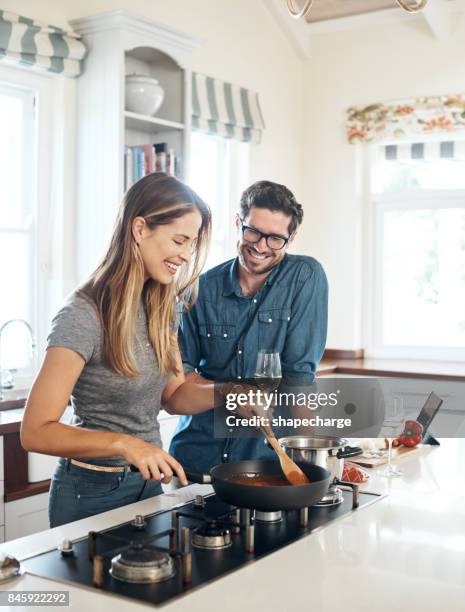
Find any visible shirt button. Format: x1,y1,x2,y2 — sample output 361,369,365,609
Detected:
146,342,150,347
223,333,228,338
288,316,290,321
223,453,228,459
268,318,272,323
237,376,242,380
238,350,242,354
253,299,257,303
207,333,211,338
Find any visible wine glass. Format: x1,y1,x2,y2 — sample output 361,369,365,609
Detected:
378,397,404,478
254,351,282,437
254,350,282,391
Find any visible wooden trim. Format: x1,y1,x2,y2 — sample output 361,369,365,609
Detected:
0,422,21,435
0,399,26,411
323,348,365,360
335,365,465,382
4,480,50,503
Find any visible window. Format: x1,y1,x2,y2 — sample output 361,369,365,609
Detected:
189,131,249,270
367,139,465,360
0,65,54,382
0,82,37,371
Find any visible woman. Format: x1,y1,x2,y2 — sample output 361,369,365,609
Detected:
21,173,224,527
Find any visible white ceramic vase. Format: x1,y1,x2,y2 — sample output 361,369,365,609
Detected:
125,74,165,116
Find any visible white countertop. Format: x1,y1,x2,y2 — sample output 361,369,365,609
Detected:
1,440,464,612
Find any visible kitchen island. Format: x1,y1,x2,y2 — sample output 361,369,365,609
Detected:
0,439,464,611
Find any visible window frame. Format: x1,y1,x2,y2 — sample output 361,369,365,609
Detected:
0,64,54,376
364,159,465,361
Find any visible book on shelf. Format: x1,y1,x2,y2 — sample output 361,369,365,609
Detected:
124,142,180,191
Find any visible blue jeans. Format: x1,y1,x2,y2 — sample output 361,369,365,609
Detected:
48,458,163,528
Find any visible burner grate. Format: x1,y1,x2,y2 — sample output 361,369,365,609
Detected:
23,491,383,607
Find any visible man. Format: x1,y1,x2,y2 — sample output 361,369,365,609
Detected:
169,180,328,473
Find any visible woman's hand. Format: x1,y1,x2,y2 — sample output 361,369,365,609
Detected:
113,435,188,485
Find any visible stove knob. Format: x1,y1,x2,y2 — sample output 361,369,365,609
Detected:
131,514,146,529
0,553,21,580
193,495,205,508
58,539,74,556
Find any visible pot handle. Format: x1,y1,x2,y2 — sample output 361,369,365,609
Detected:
336,446,363,459
184,471,212,484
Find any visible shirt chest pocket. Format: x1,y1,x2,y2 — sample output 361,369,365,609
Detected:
257,308,291,350
199,323,237,342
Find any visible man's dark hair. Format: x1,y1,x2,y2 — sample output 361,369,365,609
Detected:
239,180,303,235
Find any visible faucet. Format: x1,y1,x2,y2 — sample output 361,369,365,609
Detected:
0,319,36,400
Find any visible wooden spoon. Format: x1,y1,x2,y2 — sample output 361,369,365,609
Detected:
261,426,310,485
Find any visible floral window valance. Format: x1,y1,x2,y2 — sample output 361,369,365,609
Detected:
0,10,87,77
346,95,465,144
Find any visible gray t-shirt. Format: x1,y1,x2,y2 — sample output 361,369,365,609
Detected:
47,292,170,464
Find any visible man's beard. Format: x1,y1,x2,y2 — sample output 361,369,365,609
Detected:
238,243,281,276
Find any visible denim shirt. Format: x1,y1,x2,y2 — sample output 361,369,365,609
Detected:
169,254,328,473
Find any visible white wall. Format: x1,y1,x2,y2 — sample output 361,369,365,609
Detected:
1,0,305,197
0,0,307,350
0,0,307,356
301,17,465,350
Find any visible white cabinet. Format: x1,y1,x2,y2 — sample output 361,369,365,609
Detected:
70,11,201,281
0,480,4,527
159,414,180,450
0,435,4,481
333,374,465,437
378,377,465,437
0,436,4,538
5,492,49,542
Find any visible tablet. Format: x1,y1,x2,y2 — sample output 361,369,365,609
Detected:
416,392,443,439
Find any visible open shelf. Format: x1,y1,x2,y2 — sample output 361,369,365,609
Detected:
124,111,184,134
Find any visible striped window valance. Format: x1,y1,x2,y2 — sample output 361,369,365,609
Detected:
382,140,465,162
0,10,87,78
192,72,265,144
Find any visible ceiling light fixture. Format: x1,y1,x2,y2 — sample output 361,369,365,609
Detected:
286,0,314,20
286,0,429,20
395,0,429,12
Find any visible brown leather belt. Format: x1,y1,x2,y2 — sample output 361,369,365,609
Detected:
69,458,127,473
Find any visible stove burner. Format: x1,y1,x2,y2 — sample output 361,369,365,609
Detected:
191,521,232,550
313,485,344,506
110,545,175,583
255,510,283,523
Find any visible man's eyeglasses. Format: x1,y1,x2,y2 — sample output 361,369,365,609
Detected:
240,220,290,251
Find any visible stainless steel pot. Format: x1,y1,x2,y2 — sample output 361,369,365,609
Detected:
278,436,363,482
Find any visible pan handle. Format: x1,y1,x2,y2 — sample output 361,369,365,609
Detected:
184,470,212,484
337,446,363,459
335,479,359,509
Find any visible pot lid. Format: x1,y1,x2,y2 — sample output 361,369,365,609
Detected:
278,435,348,450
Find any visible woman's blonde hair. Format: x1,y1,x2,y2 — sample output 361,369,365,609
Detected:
79,173,211,377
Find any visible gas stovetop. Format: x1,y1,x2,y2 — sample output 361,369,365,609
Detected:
23,489,382,607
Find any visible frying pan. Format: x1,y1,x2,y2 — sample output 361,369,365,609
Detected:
185,459,331,511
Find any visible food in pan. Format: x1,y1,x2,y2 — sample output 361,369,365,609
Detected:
228,473,307,487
